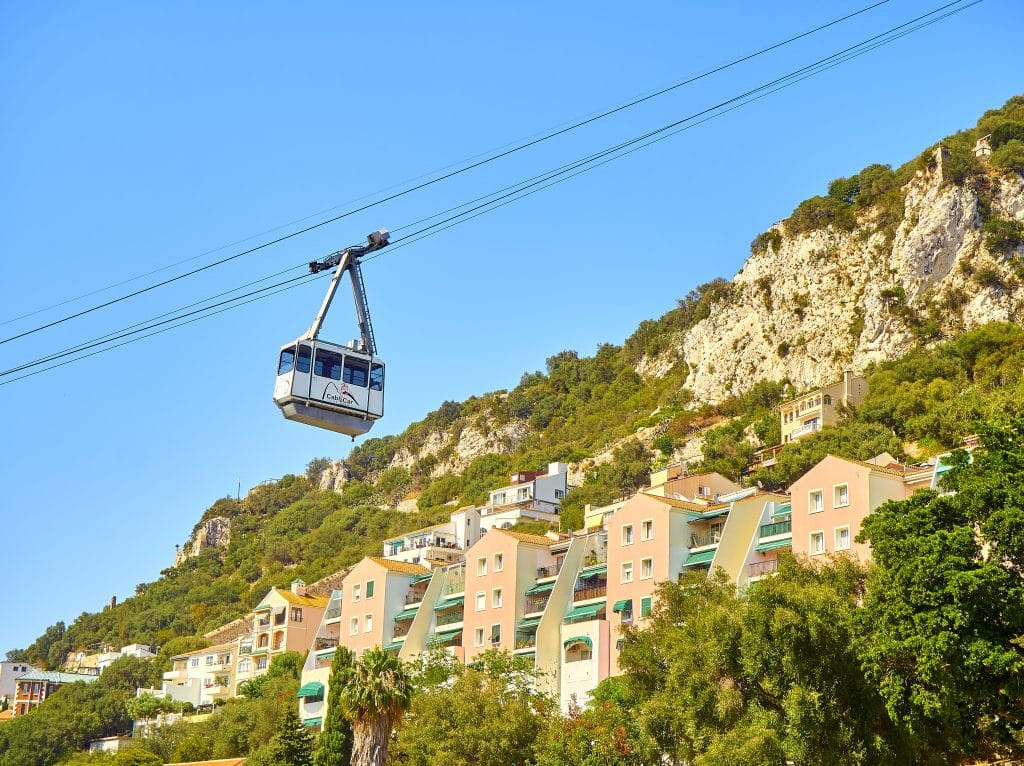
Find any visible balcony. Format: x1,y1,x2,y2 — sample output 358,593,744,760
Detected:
436,612,464,628
393,622,411,638
314,637,338,652
443,573,466,596
162,669,188,682
749,560,779,578
790,420,821,439
689,531,721,548
573,584,607,602
525,596,549,614
759,520,792,538
404,590,428,605
536,561,563,579
257,618,270,628
324,605,342,620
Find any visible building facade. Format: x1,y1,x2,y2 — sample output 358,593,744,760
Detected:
13,671,98,716
780,371,867,444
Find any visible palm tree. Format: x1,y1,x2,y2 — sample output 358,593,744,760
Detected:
337,646,413,766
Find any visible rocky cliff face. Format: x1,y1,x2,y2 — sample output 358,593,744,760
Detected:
640,151,1024,403
175,516,231,565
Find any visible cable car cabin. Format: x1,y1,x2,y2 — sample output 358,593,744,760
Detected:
273,339,384,437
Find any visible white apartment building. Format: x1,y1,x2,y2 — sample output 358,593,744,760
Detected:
480,462,570,531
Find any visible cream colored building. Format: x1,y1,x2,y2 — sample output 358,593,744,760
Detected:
780,371,867,444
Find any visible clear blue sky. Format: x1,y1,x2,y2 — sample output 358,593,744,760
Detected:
1,1,1020,654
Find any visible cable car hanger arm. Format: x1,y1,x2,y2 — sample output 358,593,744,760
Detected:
303,229,389,350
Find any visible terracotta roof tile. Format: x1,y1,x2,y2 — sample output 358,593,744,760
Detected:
366,557,431,575
273,589,331,608
642,494,730,512
495,529,560,546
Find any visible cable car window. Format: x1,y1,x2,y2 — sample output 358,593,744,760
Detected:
343,357,369,387
296,345,312,373
314,349,343,380
278,347,295,375
370,364,384,391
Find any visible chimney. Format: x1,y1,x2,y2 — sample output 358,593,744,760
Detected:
291,579,306,596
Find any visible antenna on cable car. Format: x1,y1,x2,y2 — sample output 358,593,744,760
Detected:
272,230,390,438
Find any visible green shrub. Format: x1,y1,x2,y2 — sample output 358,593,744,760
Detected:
777,341,791,358
750,229,782,255
991,139,1024,174
983,217,1024,253
973,266,1005,290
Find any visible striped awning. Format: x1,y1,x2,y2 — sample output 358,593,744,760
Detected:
382,640,405,652
517,616,542,631
302,716,322,727
410,572,433,585
684,550,715,567
525,581,555,595
579,564,607,579
433,596,464,612
563,635,592,649
612,599,631,613
427,630,462,647
394,605,420,621
564,601,605,622
297,681,324,699
756,538,792,553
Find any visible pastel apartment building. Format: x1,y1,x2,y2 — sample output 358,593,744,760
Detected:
789,454,934,562
65,643,157,675
780,371,867,444
233,580,328,693
479,462,570,531
12,670,98,716
147,642,237,707
381,505,482,566
647,466,742,502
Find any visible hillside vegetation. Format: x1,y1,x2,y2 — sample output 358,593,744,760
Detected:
8,96,1024,669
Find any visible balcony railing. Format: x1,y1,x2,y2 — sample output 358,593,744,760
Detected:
443,574,466,595
515,636,537,649
325,605,342,620
388,540,461,554
314,637,338,652
525,596,549,614
393,623,411,638
790,420,821,439
749,560,779,578
405,590,427,605
536,561,563,579
573,584,607,602
690,531,721,548
759,520,792,538
436,612,464,627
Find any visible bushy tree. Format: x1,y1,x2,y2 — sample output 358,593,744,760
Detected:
858,418,1024,761
313,647,354,766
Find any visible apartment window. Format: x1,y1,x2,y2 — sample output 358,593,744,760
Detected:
256,657,268,671
494,553,504,572
474,627,484,647
641,519,654,541
477,557,487,576
492,588,503,608
809,490,824,513
810,531,825,555
366,580,375,599
517,487,529,501
349,617,359,636
364,614,373,633
621,561,634,584
833,484,849,508
490,624,501,646
191,658,199,668
640,596,653,618
835,526,851,551
555,489,565,499
352,584,361,602
475,591,486,611
622,524,634,545
291,608,303,622
238,659,252,673
641,557,653,579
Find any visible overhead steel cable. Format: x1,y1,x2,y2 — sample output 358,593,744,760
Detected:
0,274,330,387
0,0,896,340
0,0,983,384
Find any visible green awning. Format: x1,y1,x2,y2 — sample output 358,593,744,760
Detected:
394,606,420,621
433,596,464,612
611,599,631,613
685,549,716,567
563,635,592,649
383,640,405,651
297,681,324,699
771,503,792,519
756,538,792,553
517,616,542,631
302,716,322,728
525,581,555,595
410,572,433,585
428,630,462,647
565,601,605,622
435,622,462,635
579,564,607,579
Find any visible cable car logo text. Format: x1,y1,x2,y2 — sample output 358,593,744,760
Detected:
323,382,358,406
